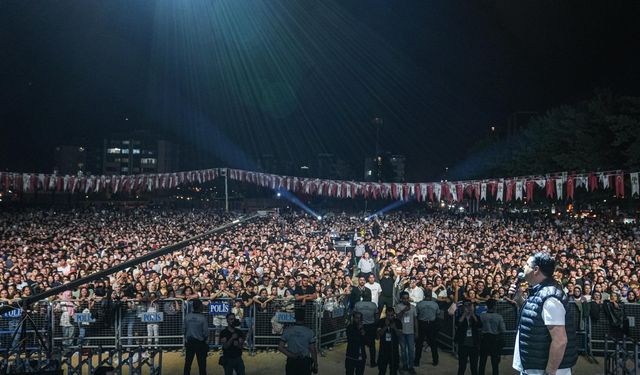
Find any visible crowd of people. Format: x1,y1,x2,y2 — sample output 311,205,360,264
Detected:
1,206,639,372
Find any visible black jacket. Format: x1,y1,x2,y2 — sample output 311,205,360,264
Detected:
455,313,482,347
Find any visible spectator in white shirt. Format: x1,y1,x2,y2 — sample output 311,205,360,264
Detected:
358,252,375,278
406,278,424,306
365,274,382,307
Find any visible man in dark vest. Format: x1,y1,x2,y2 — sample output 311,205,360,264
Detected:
510,252,577,375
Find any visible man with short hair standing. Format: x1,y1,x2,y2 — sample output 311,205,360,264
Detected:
220,312,245,375
415,289,440,367
479,298,505,375
354,293,379,367
365,273,382,308
184,299,209,375
345,311,367,375
510,252,577,375
279,308,318,375
378,264,395,314
358,252,375,279
395,291,418,374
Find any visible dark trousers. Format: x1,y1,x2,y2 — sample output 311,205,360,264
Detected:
478,334,501,375
457,345,479,375
364,323,377,365
224,356,246,375
378,296,394,314
345,358,366,375
377,345,399,375
286,357,312,375
415,320,439,365
184,339,208,375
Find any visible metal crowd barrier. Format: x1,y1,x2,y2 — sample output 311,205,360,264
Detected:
318,299,348,351
52,299,118,349
494,300,519,355
436,301,455,353
4,296,640,363
603,335,639,375
195,298,249,350
252,297,317,351
119,298,184,349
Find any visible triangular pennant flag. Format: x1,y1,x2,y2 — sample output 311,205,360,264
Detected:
515,180,523,201
556,178,563,200
631,172,639,197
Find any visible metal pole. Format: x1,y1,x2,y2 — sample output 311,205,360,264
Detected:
225,168,229,212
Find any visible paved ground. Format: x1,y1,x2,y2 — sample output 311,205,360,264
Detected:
63,344,603,374
166,344,604,375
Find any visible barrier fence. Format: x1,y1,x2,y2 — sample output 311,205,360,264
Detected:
2,297,640,360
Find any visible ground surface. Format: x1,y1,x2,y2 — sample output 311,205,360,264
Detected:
169,344,603,375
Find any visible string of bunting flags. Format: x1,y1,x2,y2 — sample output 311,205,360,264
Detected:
0,168,638,201
226,169,639,201
0,169,219,195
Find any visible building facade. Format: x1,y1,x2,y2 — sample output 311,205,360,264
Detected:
102,133,179,175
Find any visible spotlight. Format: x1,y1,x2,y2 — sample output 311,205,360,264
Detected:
364,217,370,222
317,216,322,220
277,192,282,198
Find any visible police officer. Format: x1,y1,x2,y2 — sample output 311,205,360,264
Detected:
278,308,318,375
354,293,379,367
184,299,209,375
478,299,505,375
415,289,440,367
345,311,367,375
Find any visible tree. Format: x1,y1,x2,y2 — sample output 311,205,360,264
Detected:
480,92,640,178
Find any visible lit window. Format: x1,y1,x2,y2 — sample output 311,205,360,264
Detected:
141,158,157,165
132,149,140,154
122,140,130,145
121,149,129,154
107,148,121,154
121,167,129,172
367,170,372,176
78,147,85,152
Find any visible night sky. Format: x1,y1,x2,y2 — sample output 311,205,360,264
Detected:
2,1,639,181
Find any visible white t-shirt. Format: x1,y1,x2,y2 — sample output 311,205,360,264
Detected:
408,286,424,306
358,258,375,273
512,298,571,375
365,282,382,306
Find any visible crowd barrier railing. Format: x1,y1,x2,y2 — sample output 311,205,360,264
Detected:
436,301,455,353
118,298,184,350
195,297,250,350
318,298,348,353
433,300,612,359
252,297,318,352
4,296,640,362
0,301,50,354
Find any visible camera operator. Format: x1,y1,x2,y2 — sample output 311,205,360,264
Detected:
220,312,246,375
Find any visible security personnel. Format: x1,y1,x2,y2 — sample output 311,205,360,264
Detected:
415,289,440,367
278,308,318,375
479,299,505,375
183,299,209,375
354,293,379,367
